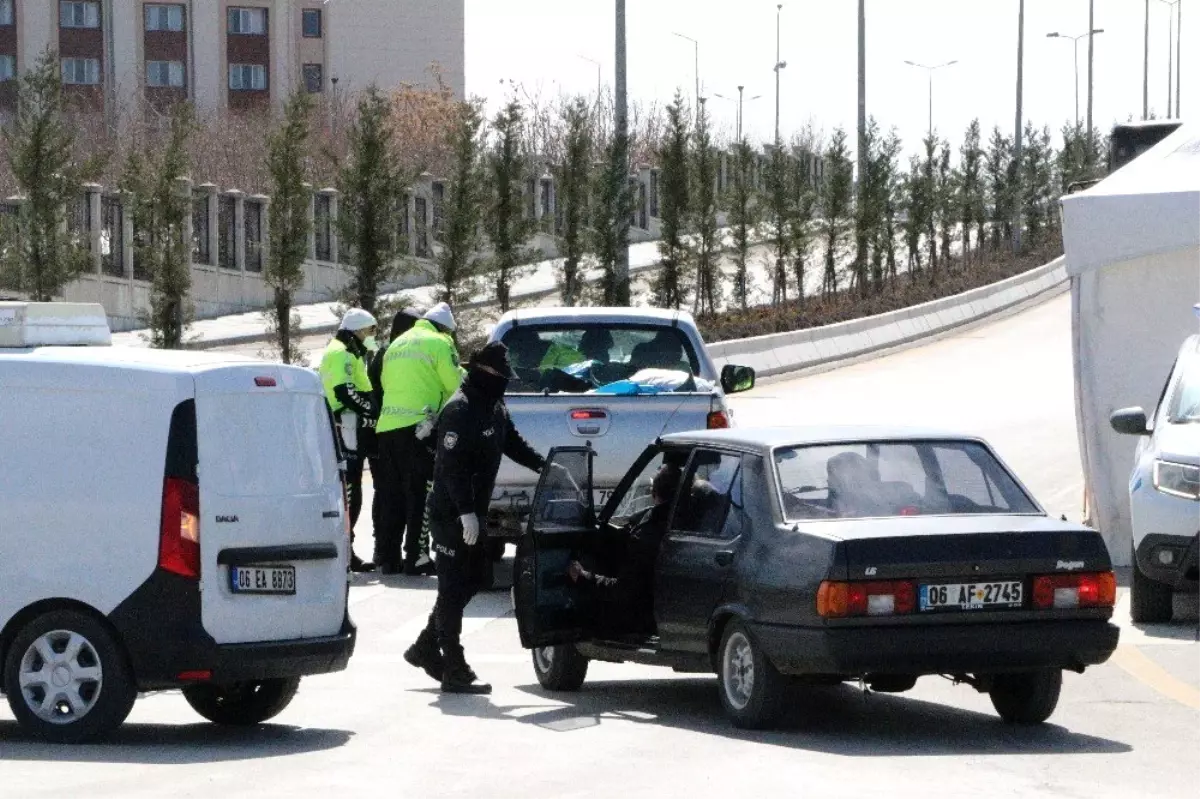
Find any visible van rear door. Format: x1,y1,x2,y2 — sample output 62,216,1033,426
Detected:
193,364,348,645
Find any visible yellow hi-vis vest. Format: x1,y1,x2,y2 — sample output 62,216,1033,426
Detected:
376,319,465,433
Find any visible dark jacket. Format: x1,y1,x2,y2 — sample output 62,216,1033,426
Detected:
426,382,545,537
585,502,670,620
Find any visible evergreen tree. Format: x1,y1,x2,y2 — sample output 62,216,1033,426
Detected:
765,145,793,305
901,156,926,274
1021,122,1055,245
0,50,102,301
936,139,955,266
553,97,593,306
690,101,720,316
957,119,985,265
787,145,819,304
920,133,939,274
727,139,758,311
265,89,315,364
338,85,407,315
862,124,901,292
819,128,854,297
435,100,488,308
121,106,195,349
984,126,1014,251
653,92,690,309
590,129,635,306
486,99,536,312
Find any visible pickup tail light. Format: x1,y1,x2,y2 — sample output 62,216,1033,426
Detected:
818,580,916,618
159,477,201,579
1032,572,1116,609
707,410,730,429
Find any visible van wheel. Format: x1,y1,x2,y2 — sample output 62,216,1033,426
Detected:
1131,553,1173,623
532,645,589,691
718,621,784,730
183,677,300,726
2,610,137,743
988,669,1062,724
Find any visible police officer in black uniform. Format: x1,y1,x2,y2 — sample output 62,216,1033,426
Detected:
403,341,545,694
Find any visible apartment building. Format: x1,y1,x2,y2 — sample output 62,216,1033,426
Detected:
0,0,464,116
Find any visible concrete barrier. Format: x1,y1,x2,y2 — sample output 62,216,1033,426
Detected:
707,256,1068,378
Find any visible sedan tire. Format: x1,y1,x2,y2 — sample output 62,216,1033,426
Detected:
718,621,785,730
3,610,138,744
988,669,1062,724
183,677,300,726
1130,553,1173,624
532,645,589,691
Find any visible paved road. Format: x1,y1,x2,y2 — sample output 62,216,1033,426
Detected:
3,292,1197,798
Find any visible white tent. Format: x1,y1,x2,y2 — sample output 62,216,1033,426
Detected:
1061,124,1200,566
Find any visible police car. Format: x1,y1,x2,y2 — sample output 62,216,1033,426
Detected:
1111,332,1200,622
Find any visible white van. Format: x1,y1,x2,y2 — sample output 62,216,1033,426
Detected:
0,303,355,743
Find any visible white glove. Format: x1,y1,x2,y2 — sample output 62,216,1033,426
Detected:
415,417,435,440
460,513,480,546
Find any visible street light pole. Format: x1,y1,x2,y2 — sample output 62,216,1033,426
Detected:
672,31,701,124
1046,30,1104,128
713,88,762,143
1086,0,1094,138
1158,0,1178,117
1176,0,1182,116
856,0,865,181
775,4,787,146
615,0,630,303
903,60,958,138
577,55,601,100
1144,0,1151,119
1013,0,1025,255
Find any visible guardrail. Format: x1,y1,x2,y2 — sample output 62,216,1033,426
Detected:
707,256,1068,378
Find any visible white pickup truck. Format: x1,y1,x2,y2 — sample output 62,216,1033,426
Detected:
484,307,756,544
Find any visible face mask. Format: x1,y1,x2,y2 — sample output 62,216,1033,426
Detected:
362,336,378,353
468,367,509,400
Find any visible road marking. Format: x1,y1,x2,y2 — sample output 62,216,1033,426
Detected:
1111,645,1200,710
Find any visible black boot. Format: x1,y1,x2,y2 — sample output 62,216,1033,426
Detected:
403,629,444,682
350,554,376,573
441,657,491,695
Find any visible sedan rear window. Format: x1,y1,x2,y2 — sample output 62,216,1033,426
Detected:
773,440,1038,521
499,324,702,394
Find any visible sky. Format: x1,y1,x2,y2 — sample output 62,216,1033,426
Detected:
465,0,1198,158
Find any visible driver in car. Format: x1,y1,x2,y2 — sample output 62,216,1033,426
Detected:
567,463,682,635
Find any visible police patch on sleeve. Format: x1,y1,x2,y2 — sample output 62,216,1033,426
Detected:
443,432,458,450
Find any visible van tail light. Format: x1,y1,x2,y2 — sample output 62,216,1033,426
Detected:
1032,572,1116,609
707,410,730,429
159,477,201,579
818,580,916,618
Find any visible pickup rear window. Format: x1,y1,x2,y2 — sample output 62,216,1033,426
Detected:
500,324,702,394
774,440,1039,521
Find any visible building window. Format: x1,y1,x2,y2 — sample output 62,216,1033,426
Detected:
0,0,13,26
145,4,184,32
62,58,101,86
0,55,14,83
302,8,322,38
60,1,100,29
147,61,185,88
227,7,266,35
302,63,323,94
229,64,267,91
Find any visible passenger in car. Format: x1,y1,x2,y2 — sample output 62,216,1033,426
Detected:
568,464,682,635
827,452,888,518
630,330,685,370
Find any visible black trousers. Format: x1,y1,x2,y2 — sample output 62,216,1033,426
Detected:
377,426,434,567
424,517,489,665
344,453,364,532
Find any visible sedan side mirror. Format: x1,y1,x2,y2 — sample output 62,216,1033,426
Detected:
1110,407,1149,436
721,364,756,394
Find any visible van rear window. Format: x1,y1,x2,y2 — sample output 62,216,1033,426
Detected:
196,393,338,497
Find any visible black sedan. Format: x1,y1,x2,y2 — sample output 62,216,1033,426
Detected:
513,427,1120,729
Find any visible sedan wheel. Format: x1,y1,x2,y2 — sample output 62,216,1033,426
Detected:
989,669,1062,724
3,610,136,743
531,645,589,692
718,621,784,729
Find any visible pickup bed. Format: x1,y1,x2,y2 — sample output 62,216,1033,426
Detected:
484,307,755,538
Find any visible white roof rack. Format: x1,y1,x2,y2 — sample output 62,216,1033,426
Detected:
0,302,112,347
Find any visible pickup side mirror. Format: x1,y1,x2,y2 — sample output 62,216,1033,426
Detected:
721,364,756,394
1110,407,1149,436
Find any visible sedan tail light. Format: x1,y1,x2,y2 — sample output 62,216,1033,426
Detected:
818,580,916,618
1032,572,1116,609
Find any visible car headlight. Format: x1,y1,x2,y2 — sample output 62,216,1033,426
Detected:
1152,460,1200,500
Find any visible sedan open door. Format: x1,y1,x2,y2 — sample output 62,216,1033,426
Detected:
513,446,597,648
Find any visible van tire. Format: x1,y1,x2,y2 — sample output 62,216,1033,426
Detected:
183,677,301,726
532,645,589,691
1131,554,1173,623
2,609,137,743
718,621,785,730
988,669,1062,724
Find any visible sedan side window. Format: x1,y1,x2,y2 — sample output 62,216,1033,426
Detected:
671,450,742,538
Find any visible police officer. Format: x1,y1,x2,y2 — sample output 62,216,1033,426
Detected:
404,341,545,694
367,306,425,572
376,302,464,576
319,307,378,573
